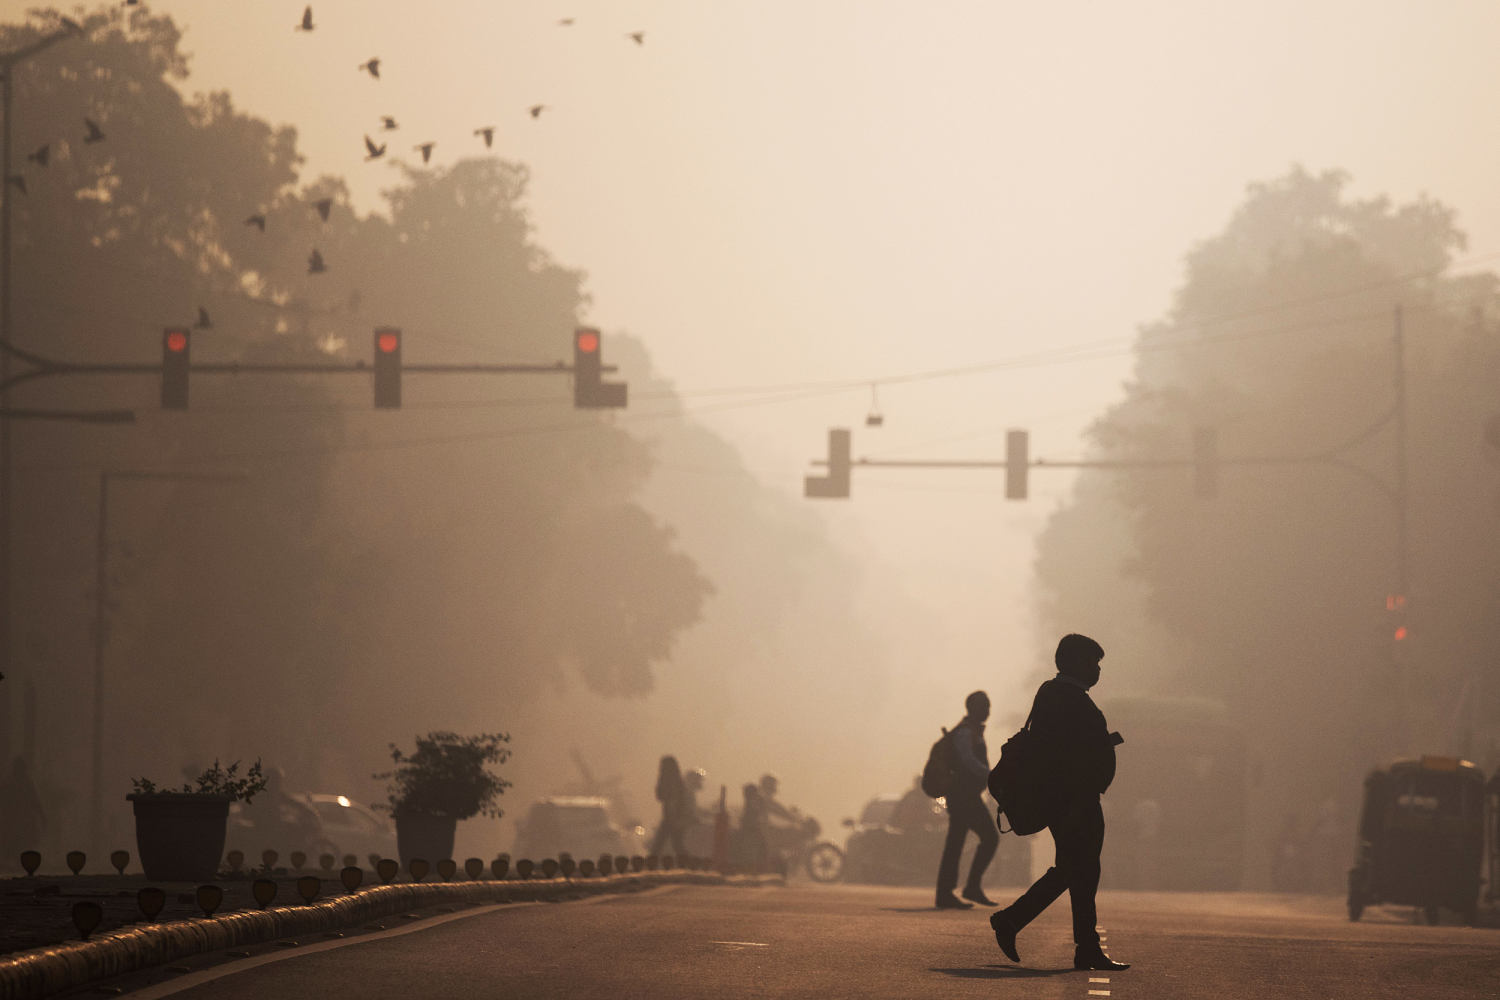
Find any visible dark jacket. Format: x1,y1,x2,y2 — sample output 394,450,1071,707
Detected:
949,716,990,796
1029,677,1116,806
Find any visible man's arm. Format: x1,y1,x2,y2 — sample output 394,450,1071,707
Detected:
950,722,989,781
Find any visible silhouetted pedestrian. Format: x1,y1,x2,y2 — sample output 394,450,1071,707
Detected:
738,782,769,872
649,755,689,857
935,690,999,909
989,634,1129,971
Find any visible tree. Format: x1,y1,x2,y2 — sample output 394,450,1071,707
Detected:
1034,167,1500,883
2,9,709,846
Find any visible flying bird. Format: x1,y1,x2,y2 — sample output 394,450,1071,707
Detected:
627,31,644,45
244,213,267,231
359,58,380,79
528,104,547,119
414,142,435,164
307,249,326,274
363,135,386,160
83,118,105,143
194,307,211,329
296,6,313,31
380,116,398,130
474,126,495,148
558,17,574,25
6,176,25,196
314,197,332,221
26,145,48,167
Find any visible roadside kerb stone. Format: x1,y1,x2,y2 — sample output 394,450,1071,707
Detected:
0,870,779,1000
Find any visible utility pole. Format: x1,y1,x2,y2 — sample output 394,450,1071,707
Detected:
90,470,245,854
0,19,83,721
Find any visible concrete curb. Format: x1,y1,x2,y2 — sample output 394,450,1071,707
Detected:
0,870,780,1000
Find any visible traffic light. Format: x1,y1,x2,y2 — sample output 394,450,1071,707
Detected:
805,428,851,499
1005,430,1029,500
161,327,190,409
1194,426,1218,499
573,327,627,408
1387,594,1408,643
373,327,401,408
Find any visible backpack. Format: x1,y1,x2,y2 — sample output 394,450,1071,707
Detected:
987,707,1047,835
920,727,955,798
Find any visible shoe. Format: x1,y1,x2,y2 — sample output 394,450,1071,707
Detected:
935,892,974,910
962,887,998,906
989,911,1020,962
1074,947,1129,971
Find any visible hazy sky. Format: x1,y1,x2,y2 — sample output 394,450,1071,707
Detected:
12,0,1500,702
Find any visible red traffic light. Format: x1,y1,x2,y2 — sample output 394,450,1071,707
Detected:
1394,626,1409,642
576,330,600,354
377,331,400,354
165,330,188,353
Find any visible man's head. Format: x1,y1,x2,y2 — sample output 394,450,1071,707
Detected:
1055,633,1105,688
965,690,990,722
759,773,779,798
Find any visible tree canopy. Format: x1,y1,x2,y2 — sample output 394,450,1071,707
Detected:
1034,167,1500,882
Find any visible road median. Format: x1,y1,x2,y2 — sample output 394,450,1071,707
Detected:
0,870,780,1000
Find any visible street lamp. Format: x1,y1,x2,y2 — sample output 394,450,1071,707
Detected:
90,469,245,855
0,15,85,739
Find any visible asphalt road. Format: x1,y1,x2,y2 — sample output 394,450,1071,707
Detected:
105,884,1500,999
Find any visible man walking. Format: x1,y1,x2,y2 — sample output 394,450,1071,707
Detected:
990,634,1129,971
935,690,999,909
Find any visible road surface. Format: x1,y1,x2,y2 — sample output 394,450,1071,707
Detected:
99,883,1500,999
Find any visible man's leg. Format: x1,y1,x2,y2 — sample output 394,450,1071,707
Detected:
957,796,999,902
935,811,972,906
1000,822,1066,930
1053,798,1104,949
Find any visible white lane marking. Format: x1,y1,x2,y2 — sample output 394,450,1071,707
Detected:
1089,978,1110,983
711,941,769,947
124,886,684,998
1088,991,1111,997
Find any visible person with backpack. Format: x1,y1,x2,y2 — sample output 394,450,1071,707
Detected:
934,690,999,909
988,633,1129,971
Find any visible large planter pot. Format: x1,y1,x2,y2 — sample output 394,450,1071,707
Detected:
127,793,230,882
395,813,457,867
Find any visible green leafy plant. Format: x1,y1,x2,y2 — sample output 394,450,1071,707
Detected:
130,758,268,803
374,732,511,820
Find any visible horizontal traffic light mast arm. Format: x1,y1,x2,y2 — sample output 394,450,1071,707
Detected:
0,355,614,391
815,455,1310,470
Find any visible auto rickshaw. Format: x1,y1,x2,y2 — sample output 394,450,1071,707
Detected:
1347,755,1485,925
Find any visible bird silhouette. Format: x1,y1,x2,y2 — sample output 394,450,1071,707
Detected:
26,145,48,167
83,119,105,143
6,176,25,196
414,142,435,163
194,307,211,329
474,127,495,148
628,31,644,45
314,197,332,222
307,249,326,274
296,6,313,31
363,135,386,160
528,104,547,119
380,116,398,131
359,58,380,79
244,213,267,231
558,17,575,25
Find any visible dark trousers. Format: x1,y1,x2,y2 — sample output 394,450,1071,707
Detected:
1005,795,1104,947
936,790,998,894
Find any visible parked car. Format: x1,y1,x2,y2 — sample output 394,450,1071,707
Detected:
301,793,396,868
512,796,646,861
839,790,1030,886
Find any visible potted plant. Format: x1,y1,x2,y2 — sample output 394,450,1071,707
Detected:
375,732,510,866
127,759,267,881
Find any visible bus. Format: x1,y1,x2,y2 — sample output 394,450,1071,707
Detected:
1096,695,1247,890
